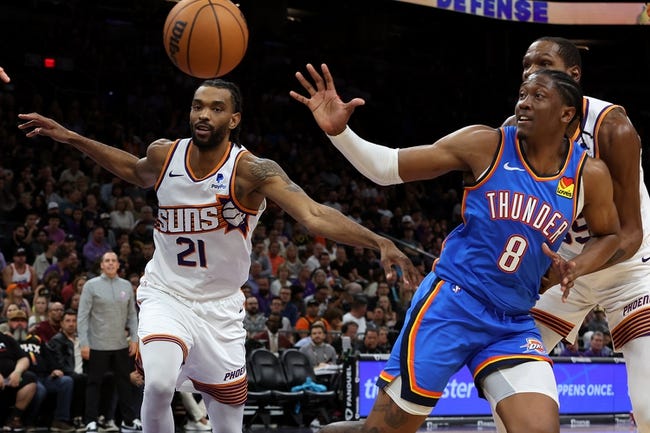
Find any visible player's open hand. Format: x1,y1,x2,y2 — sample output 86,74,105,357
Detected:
290,63,365,136
0,67,10,83
18,112,73,144
542,243,576,302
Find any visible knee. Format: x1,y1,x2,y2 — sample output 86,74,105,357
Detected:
143,375,176,400
60,376,74,389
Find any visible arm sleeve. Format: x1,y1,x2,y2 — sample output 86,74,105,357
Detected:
326,126,403,186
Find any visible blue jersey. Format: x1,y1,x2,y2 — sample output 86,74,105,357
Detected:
433,126,587,315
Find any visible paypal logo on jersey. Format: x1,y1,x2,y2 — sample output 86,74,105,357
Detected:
210,173,227,191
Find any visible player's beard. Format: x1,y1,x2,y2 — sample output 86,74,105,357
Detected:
192,123,230,149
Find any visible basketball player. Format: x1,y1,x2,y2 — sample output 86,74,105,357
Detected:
18,80,418,433
291,65,620,433
0,66,9,83
505,37,650,433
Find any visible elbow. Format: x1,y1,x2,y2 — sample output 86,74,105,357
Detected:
619,228,643,261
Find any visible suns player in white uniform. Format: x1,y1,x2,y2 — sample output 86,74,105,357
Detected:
504,37,650,433
18,80,419,433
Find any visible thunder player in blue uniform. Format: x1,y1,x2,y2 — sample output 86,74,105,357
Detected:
292,66,621,433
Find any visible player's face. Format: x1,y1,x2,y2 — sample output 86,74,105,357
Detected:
190,86,240,149
515,73,565,140
521,41,569,80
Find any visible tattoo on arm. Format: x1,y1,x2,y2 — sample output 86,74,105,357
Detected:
251,158,302,192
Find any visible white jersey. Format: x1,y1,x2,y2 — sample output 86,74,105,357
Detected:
533,96,650,350
141,138,265,301
560,96,650,270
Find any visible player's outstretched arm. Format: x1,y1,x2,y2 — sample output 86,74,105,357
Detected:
291,63,499,187
0,67,10,83
243,154,421,288
18,112,167,188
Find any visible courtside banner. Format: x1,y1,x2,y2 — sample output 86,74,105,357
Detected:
357,356,631,417
397,1,650,25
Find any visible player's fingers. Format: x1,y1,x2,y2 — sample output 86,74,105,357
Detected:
321,63,337,91
0,67,9,83
294,72,316,96
305,63,325,91
288,90,307,105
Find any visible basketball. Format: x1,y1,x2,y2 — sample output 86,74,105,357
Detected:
163,0,249,78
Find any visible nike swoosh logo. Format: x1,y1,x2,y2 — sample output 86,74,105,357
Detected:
168,172,183,178
504,162,526,172
642,256,650,263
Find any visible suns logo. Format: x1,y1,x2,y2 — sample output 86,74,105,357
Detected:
222,201,246,227
520,338,545,354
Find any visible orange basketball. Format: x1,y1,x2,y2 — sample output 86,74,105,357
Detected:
163,0,249,78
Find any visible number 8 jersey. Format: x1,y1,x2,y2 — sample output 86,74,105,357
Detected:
432,126,587,315
141,138,264,301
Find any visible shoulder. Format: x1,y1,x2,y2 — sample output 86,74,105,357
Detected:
582,157,611,181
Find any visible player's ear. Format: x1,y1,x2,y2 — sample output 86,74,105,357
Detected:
567,65,581,83
561,106,577,124
230,112,241,130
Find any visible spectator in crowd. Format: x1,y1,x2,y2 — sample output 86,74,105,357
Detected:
377,326,393,353
299,321,338,368
278,286,299,327
267,240,285,278
32,301,65,343
559,341,583,357
253,276,273,315
0,309,30,343
250,241,272,279
29,229,50,260
296,299,329,341
304,284,331,317
291,265,316,298
28,295,49,331
44,213,66,245
357,327,388,354
270,263,292,297
19,330,76,431
283,243,303,279
304,243,326,274
36,272,64,303
61,275,87,306
251,312,293,356
0,330,38,432
82,226,112,272
43,246,79,287
267,296,293,340
2,284,31,319
583,331,614,357
22,212,41,250
46,309,87,430
330,245,353,287
342,294,368,338
109,197,134,232
322,307,345,343
2,248,38,298
77,252,140,432
2,224,31,264
33,239,58,282
242,296,267,338
59,158,85,185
